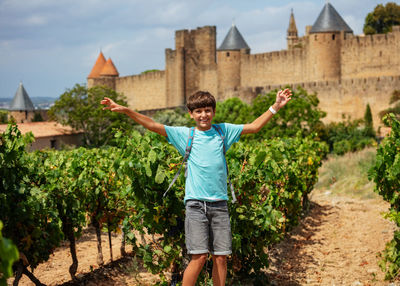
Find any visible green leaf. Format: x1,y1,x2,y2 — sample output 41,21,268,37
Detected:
148,150,157,164
145,162,152,177
254,151,267,167
155,165,166,184
164,245,172,253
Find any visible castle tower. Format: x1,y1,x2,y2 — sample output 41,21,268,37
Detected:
87,52,106,88
217,24,250,100
287,9,299,49
100,58,119,77
9,82,36,123
87,53,119,90
307,1,353,81
166,26,217,106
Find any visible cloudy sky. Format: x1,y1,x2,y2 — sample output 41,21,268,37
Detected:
0,0,390,99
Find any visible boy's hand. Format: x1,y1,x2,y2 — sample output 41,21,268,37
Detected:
101,97,127,113
275,89,292,110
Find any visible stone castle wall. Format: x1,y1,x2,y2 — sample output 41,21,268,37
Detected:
240,48,307,87
9,110,48,123
252,76,400,129
115,71,166,111
88,25,400,129
341,29,400,79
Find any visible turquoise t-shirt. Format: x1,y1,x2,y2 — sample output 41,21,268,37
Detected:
165,123,243,203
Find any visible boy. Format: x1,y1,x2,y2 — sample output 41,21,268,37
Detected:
101,89,291,286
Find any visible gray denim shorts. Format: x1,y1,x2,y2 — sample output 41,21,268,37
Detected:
185,199,232,255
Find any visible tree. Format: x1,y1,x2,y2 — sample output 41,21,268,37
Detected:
0,110,8,124
48,84,133,147
363,2,400,35
363,103,375,137
250,87,326,140
152,108,192,127
213,97,254,125
32,112,44,122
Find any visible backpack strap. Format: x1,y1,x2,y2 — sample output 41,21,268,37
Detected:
163,127,195,198
212,125,237,203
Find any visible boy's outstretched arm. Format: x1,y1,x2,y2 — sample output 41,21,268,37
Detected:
242,89,292,135
101,97,167,136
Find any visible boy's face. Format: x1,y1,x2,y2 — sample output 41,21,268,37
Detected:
189,106,215,131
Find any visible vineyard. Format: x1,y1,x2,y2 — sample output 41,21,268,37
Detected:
1,122,329,285
1,112,399,285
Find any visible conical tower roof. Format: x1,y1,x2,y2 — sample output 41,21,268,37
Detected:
310,2,353,33
287,9,298,36
218,24,250,51
100,58,119,77
87,52,107,79
10,82,35,111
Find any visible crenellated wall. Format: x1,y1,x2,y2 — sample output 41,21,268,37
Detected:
341,30,400,79
115,71,166,111
249,75,400,130
240,48,307,87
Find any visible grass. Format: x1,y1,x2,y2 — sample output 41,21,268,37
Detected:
313,147,379,200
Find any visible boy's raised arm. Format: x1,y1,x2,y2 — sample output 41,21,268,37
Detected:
242,89,292,135
101,97,167,136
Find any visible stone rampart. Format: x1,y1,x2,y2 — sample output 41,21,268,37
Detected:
244,76,400,129
115,70,166,111
240,48,307,87
341,30,400,79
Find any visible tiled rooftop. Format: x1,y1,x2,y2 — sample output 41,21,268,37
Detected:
0,122,82,138
87,52,107,79
100,58,119,77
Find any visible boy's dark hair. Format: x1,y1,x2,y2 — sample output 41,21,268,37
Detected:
186,91,216,112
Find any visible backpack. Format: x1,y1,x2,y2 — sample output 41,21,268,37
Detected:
163,124,237,203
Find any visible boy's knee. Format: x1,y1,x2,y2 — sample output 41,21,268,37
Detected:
191,253,208,265
212,255,227,264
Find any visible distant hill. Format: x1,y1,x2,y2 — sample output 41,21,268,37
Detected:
0,97,58,109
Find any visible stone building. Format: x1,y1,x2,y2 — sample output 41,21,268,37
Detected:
8,82,48,123
0,122,83,150
3,82,83,150
87,2,400,130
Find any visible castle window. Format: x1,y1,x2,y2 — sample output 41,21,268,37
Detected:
226,52,230,57
315,35,318,41
332,34,335,40
379,51,382,57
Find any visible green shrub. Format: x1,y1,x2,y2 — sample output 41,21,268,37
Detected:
369,114,400,280
0,110,8,124
0,221,19,286
333,139,352,155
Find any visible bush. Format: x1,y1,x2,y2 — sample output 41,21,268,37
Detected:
0,221,19,285
0,124,63,284
321,116,376,154
333,139,352,155
0,110,8,124
369,114,400,280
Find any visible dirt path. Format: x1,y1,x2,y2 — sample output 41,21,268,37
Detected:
11,191,397,286
266,191,396,285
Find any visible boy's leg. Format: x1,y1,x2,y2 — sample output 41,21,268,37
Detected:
182,253,208,286
184,200,210,285
208,200,231,286
212,255,227,286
